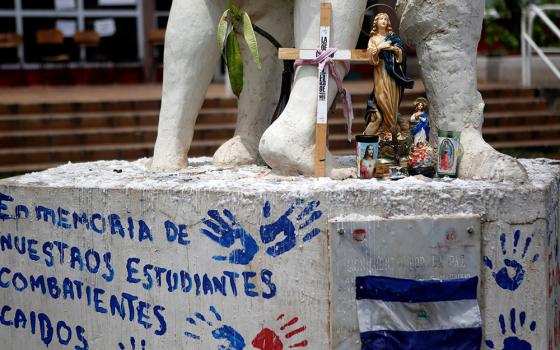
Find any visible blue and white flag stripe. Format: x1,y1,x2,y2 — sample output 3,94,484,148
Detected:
356,275,478,303
357,299,482,332
360,328,483,350
356,276,482,350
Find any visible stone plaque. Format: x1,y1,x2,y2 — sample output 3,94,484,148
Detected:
329,215,481,350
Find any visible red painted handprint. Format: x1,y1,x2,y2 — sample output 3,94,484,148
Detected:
251,314,308,350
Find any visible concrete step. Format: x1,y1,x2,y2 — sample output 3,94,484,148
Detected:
324,123,560,153
0,85,538,116
327,110,560,134
482,124,560,142
0,162,68,174
0,98,236,115
330,137,560,157
481,97,548,113
4,99,550,136
0,140,224,166
0,108,239,131
349,87,536,103
483,110,560,127
329,98,549,117
490,139,560,149
0,83,554,174
0,123,236,148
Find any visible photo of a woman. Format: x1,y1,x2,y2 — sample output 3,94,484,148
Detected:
439,139,455,171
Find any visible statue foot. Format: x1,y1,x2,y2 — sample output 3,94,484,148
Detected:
213,135,259,166
259,119,354,178
150,150,188,171
458,127,528,183
259,121,314,175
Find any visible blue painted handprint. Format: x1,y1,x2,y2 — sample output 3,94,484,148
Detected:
486,308,536,350
260,199,322,257
118,337,146,350
200,209,258,265
200,200,323,264
184,306,246,350
483,230,540,291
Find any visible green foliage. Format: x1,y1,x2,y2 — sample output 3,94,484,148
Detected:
217,9,230,53
217,3,262,96
242,11,261,70
225,31,243,97
484,0,560,52
484,18,520,50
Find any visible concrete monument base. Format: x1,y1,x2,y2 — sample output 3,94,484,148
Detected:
0,157,558,349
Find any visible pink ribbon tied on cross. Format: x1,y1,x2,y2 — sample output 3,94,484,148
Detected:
294,47,354,142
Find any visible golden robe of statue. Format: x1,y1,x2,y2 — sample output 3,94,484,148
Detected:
363,13,413,140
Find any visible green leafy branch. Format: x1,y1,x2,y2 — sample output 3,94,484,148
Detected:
218,2,261,97
483,0,560,52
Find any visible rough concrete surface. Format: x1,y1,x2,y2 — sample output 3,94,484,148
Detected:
0,157,558,349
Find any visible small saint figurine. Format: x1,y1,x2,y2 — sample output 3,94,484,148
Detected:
363,13,414,141
408,141,435,177
410,97,430,145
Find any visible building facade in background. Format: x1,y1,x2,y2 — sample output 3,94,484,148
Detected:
0,0,171,85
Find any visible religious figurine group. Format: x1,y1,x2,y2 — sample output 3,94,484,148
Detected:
358,13,456,180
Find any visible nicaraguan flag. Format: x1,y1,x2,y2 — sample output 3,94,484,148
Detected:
356,276,482,350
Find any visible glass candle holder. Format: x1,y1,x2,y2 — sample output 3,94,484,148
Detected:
356,135,379,179
437,130,461,178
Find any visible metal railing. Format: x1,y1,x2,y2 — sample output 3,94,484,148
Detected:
521,4,560,86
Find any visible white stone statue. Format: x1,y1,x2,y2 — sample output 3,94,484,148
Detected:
397,0,527,182
151,0,527,182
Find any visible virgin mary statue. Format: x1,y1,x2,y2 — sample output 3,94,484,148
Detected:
364,13,414,140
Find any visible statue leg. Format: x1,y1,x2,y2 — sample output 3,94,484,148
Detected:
151,0,226,170
213,1,294,166
397,0,528,182
259,0,368,177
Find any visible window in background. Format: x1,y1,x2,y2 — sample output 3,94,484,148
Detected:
21,0,56,10
153,0,170,63
0,17,19,63
0,0,15,10
3,0,142,65
155,0,172,11
84,0,136,10
22,17,79,63
85,16,138,62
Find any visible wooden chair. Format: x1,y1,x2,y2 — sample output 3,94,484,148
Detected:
148,29,166,81
73,30,107,83
149,29,166,63
148,29,166,47
74,30,110,61
0,32,22,49
36,28,70,63
0,32,25,84
74,31,100,47
36,29,72,84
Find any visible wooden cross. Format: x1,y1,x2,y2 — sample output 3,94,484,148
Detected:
278,3,369,177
